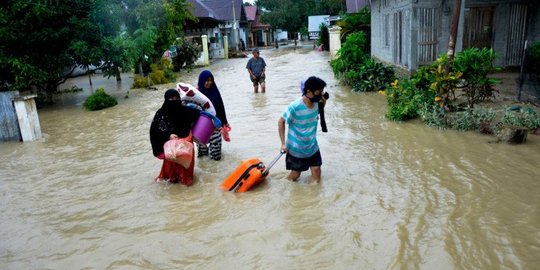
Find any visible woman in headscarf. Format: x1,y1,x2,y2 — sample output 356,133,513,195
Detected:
197,70,230,161
150,89,200,185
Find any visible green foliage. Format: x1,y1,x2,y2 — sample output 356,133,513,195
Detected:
0,0,193,105
0,0,97,100
473,106,497,124
473,106,497,134
336,8,371,43
330,31,369,78
299,26,308,38
419,105,496,132
257,0,305,33
148,59,175,85
428,55,463,103
83,88,118,111
525,41,540,74
257,0,346,33
351,59,395,92
449,107,478,131
385,79,436,121
132,75,150,89
501,107,540,129
452,48,500,106
150,70,168,85
418,104,447,128
318,23,329,51
58,86,84,94
172,38,201,72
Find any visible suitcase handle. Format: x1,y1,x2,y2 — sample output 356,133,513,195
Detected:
262,150,285,176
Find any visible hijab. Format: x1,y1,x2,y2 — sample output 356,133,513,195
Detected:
197,70,228,125
149,89,200,157
161,89,183,115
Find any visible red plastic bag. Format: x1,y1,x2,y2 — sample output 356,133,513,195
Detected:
164,138,194,168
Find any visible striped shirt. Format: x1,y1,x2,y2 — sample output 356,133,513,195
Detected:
282,97,319,158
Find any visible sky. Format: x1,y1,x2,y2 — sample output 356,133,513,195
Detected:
243,0,255,4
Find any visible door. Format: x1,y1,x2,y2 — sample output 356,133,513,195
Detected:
463,7,494,49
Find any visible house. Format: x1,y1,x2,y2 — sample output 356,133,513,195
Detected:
370,0,540,72
244,5,274,48
308,15,330,40
185,0,248,55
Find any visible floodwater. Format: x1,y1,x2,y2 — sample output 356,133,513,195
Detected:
1,46,539,270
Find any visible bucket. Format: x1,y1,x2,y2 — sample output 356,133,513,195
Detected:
192,113,215,145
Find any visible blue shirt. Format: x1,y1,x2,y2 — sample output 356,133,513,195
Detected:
246,57,266,76
282,98,319,158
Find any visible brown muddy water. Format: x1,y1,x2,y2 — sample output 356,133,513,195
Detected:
1,46,539,269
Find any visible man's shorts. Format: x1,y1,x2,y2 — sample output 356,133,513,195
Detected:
251,74,265,86
285,150,322,172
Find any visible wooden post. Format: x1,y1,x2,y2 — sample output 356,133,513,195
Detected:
517,40,528,101
446,0,462,72
12,94,42,142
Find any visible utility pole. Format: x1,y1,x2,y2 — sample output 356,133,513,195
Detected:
446,0,462,72
232,0,239,52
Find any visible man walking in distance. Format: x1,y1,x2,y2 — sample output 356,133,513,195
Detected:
246,48,267,93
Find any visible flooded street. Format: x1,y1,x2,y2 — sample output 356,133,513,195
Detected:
1,46,539,269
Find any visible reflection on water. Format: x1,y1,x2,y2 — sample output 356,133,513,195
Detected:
1,46,540,269
53,73,134,108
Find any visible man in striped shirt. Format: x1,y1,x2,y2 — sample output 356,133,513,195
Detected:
278,76,327,183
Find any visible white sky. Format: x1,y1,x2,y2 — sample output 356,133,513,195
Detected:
243,0,255,4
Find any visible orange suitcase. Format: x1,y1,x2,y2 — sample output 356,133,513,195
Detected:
220,151,284,192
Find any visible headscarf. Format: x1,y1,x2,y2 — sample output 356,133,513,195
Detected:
164,88,180,100
197,70,228,125
161,89,182,115
149,89,200,157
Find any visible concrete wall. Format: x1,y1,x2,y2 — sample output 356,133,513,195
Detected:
371,0,411,66
372,0,538,71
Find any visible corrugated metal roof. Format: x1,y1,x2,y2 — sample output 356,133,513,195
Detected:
191,0,243,21
245,5,256,21
188,0,216,19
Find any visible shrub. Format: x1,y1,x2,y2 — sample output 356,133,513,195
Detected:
386,79,437,121
429,56,463,104
318,23,329,51
149,70,168,85
385,79,435,121
83,88,117,111
172,38,201,72
351,59,395,92
452,48,500,106
337,8,371,44
330,31,369,78
58,86,83,94
501,107,540,129
132,75,149,89
418,104,447,128
473,106,497,134
449,107,478,131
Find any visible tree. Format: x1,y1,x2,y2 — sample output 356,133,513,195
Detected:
0,0,193,104
117,0,193,66
0,0,104,103
255,0,346,34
